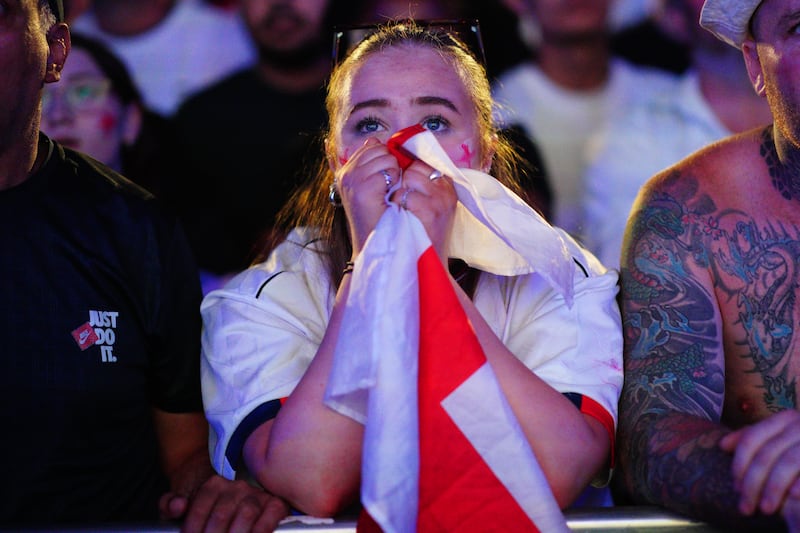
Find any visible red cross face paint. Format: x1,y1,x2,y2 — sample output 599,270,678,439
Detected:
100,112,118,134
40,48,132,172
458,141,475,168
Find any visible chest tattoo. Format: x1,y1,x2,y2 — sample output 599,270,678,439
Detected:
623,176,800,413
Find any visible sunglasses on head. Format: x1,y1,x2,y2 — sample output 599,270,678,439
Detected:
331,19,487,69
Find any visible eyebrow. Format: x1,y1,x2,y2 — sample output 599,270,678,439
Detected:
776,10,800,32
415,96,459,113
351,98,389,114
350,96,460,114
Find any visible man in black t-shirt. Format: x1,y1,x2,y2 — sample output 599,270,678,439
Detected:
167,0,366,293
0,1,287,529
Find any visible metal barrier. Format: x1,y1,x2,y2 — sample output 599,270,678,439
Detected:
4,506,726,532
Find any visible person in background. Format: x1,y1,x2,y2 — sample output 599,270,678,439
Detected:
62,0,92,21
0,1,287,529
200,20,622,517
617,0,800,529
40,32,177,198
205,0,238,9
41,32,141,179
492,0,676,242
71,0,255,117
581,0,771,269
167,0,364,293
610,0,692,74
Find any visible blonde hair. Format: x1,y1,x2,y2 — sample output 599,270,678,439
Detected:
268,20,524,287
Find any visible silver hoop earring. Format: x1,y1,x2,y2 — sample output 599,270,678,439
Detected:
329,182,342,207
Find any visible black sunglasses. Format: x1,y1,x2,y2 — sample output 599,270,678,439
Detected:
331,19,487,69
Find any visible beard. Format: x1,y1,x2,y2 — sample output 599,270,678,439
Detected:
251,2,331,70
257,37,329,70
766,79,800,152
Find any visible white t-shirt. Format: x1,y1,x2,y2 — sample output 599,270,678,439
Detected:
493,59,678,241
582,71,730,269
72,0,255,116
201,227,623,482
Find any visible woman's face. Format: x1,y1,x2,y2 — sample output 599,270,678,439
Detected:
40,47,139,171
333,45,485,170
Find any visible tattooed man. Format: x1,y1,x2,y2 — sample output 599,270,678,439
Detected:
617,0,800,530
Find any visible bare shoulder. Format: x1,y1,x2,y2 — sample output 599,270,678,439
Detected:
623,125,800,426
639,127,766,204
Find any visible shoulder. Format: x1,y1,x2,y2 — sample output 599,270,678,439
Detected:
493,63,545,100
58,143,154,201
637,126,765,205
494,62,541,86
216,228,329,297
53,141,187,234
175,68,254,115
611,57,679,91
622,127,768,279
492,64,550,124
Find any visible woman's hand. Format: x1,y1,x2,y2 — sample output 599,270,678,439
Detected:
391,159,457,263
337,138,400,257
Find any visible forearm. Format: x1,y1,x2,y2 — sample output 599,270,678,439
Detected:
248,275,363,516
620,411,783,530
453,282,608,506
167,447,217,497
154,410,215,497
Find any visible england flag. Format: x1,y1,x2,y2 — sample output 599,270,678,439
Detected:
324,127,573,532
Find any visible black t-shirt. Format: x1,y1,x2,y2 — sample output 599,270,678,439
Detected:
0,136,203,525
166,68,328,275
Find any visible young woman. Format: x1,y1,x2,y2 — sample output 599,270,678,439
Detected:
201,20,623,518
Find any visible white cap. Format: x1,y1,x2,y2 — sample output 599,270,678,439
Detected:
699,0,763,49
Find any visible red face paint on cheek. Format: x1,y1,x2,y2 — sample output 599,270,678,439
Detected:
458,143,474,167
99,112,117,134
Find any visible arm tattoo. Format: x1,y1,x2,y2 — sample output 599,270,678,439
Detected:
619,161,800,526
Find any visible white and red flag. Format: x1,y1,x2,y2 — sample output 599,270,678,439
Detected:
324,127,572,532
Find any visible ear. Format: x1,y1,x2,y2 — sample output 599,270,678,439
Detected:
742,39,766,97
121,104,143,146
45,23,70,84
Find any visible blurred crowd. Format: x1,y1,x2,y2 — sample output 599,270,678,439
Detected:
6,0,792,530
49,0,757,292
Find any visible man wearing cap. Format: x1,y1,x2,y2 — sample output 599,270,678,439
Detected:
617,0,800,530
0,1,287,529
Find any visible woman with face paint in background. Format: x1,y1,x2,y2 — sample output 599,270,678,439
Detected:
40,32,173,198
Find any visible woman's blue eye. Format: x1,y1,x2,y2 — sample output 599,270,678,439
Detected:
422,116,447,132
356,118,382,134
